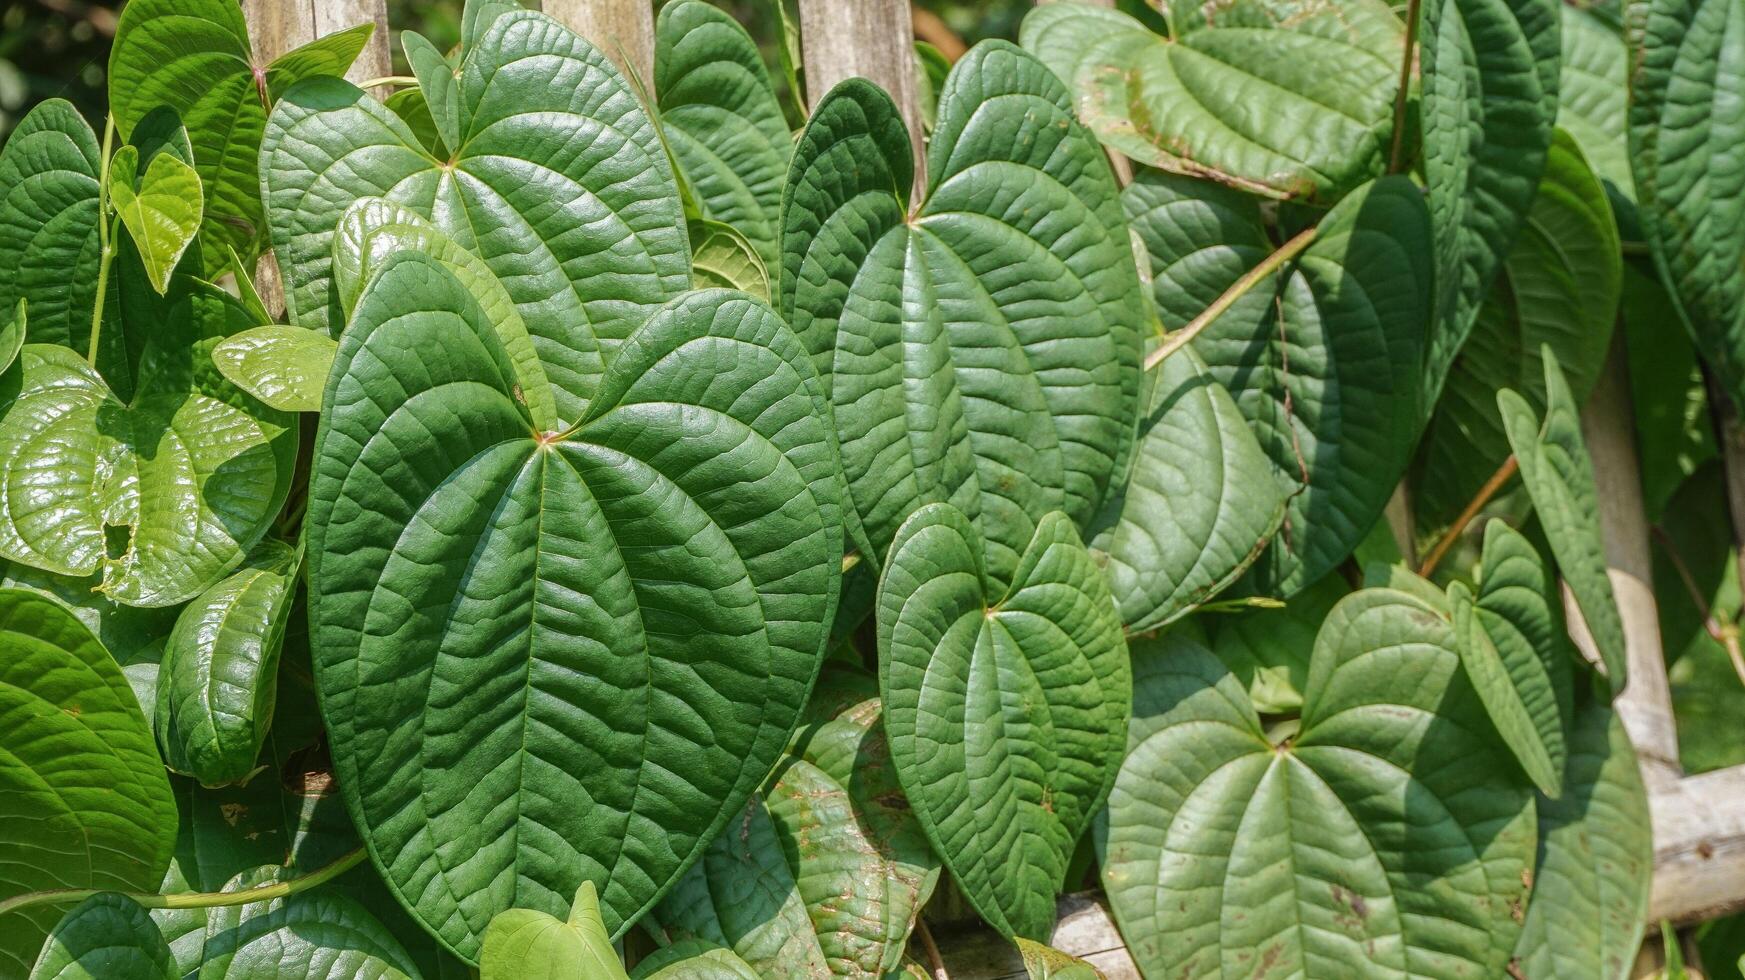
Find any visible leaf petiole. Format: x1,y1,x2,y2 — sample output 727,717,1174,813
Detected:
87,114,118,369
0,846,366,918
1143,225,1318,372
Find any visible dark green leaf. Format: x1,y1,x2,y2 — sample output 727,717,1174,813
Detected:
0,588,177,976
27,894,174,980
401,31,460,153
185,866,419,979
0,100,101,356
878,503,1128,939
1205,572,1348,714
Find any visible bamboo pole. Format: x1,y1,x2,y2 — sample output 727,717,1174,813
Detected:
541,0,657,92
797,0,925,197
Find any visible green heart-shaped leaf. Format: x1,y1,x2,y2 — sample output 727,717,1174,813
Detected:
1629,0,1745,409
656,0,791,271
1098,591,1537,979
1016,939,1104,980
109,145,204,296
1512,700,1651,980
1087,342,1284,632
0,588,177,976
631,941,761,980
308,256,841,959
1420,0,1561,404
1557,5,1633,202
878,503,1128,940
401,31,460,153
1415,129,1621,536
648,670,940,976
0,100,101,357
0,280,297,607
1448,520,1573,797
782,43,1144,587
688,220,770,301
262,10,690,422
28,894,174,980
1499,350,1627,689
481,882,628,980
1019,0,1404,202
211,326,337,414
156,540,298,786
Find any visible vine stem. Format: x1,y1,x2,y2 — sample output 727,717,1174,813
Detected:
86,114,117,368
0,847,366,919
916,918,949,979
356,75,418,90
1143,225,1318,372
1386,0,1423,174
1417,455,1518,578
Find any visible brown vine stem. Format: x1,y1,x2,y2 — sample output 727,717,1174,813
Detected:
1417,455,1519,579
1652,524,1745,688
0,846,366,918
1387,0,1423,174
916,918,949,979
1143,225,1319,372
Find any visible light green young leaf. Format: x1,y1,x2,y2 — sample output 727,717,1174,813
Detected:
656,0,792,271
1087,344,1283,632
1448,521,1573,797
261,10,690,422
211,325,338,414
28,894,175,980
308,260,841,959
0,100,101,356
1414,129,1621,536
1097,592,1538,979
1558,4,1633,202
648,672,940,977
481,882,629,980
1513,701,1652,980
0,589,177,976
1419,0,1560,404
1016,938,1105,980
109,0,370,268
782,44,1144,588
878,504,1129,940
0,280,297,607
401,31,460,153
631,940,761,980
1628,0,1745,410
1499,350,1627,689
1019,0,1403,202
688,219,770,300
156,540,297,786
108,145,204,295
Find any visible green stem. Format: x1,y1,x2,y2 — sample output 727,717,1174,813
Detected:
1387,0,1423,174
87,114,117,369
0,847,366,919
1143,225,1318,372
357,75,418,90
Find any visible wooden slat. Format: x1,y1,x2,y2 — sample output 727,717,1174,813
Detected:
541,0,657,92
796,0,925,195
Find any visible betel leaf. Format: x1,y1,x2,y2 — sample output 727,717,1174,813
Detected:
1512,700,1651,980
480,882,628,980
656,0,792,271
1016,939,1105,980
0,588,177,976
781,43,1143,587
631,941,761,980
1499,350,1627,689
108,0,371,267
1122,170,1273,338
1018,0,1403,202
108,145,203,296
1098,592,1538,979
261,9,690,422
1086,344,1284,632
1448,520,1573,797
1419,0,1560,404
400,31,461,153
0,99,101,356
1205,572,1348,714
156,539,298,786
1558,4,1633,202
647,671,940,977
184,866,419,979
211,326,337,414
329,197,556,432
0,279,297,607
1204,177,1433,596
307,257,841,958
878,503,1128,940
688,220,770,301
1628,0,1745,408
27,894,175,980
1414,129,1620,536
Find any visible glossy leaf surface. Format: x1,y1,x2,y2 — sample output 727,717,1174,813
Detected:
0,100,101,356
308,259,841,959
480,882,628,980
0,588,176,976
1100,593,1537,978
211,326,337,414
186,866,418,979
108,145,203,295
27,894,174,980
879,504,1128,940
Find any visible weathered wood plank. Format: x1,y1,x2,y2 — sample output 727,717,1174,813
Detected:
541,0,657,91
